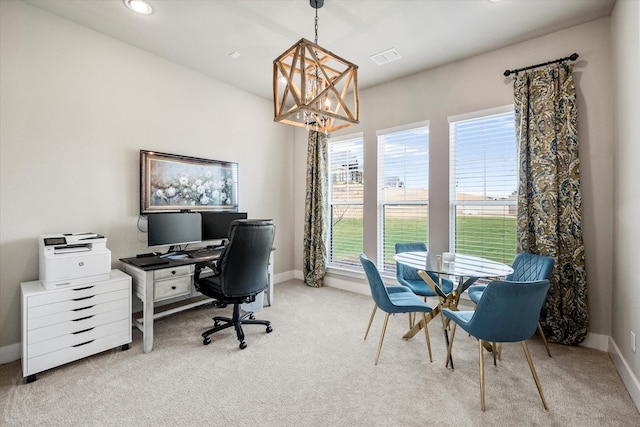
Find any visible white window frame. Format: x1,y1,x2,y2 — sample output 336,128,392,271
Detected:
376,121,430,275
327,132,364,270
448,105,517,264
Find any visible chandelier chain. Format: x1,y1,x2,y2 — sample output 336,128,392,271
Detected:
314,7,319,45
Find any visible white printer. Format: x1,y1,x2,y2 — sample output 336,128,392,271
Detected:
39,233,111,290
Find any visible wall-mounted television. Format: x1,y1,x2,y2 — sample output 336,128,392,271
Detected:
201,212,248,242
140,150,238,214
147,212,202,249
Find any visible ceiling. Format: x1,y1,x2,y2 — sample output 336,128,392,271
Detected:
20,0,615,100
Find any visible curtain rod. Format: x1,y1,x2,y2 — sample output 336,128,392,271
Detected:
503,53,579,77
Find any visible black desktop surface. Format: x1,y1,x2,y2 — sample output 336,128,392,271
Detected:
120,248,222,271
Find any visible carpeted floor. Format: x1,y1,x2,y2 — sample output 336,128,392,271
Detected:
1,279,638,426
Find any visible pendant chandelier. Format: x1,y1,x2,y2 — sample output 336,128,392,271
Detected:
273,0,359,134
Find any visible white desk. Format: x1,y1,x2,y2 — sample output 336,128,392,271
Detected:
121,252,273,353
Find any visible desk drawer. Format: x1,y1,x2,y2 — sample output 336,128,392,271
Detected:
153,265,191,281
154,276,191,301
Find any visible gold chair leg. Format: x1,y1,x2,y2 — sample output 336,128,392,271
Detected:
445,322,457,368
421,313,433,362
364,305,377,340
479,339,486,411
374,313,391,365
409,312,415,329
492,342,497,366
521,341,549,410
538,322,552,357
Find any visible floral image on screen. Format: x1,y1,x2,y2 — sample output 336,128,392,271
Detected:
141,150,238,213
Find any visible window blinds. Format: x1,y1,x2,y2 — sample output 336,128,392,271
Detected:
328,135,364,269
449,107,517,264
377,122,429,273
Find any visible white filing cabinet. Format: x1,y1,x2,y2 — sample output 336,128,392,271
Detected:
21,269,132,383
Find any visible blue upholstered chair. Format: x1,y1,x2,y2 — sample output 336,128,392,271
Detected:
443,279,551,411
466,252,555,357
395,242,454,298
363,285,415,340
360,253,434,365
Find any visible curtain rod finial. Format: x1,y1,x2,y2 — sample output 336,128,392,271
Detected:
504,70,512,77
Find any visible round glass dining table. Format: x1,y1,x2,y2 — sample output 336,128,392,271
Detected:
393,251,514,368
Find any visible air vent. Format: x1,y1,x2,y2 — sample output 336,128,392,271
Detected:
370,48,401,66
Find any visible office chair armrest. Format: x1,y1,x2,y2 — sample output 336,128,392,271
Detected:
194,260,219,282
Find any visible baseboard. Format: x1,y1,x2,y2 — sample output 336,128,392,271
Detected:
609,336,640,411
0,342,21,365
581,331,609,351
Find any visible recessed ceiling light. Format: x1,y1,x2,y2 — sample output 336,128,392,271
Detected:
229,51,242,59
124,0,153,16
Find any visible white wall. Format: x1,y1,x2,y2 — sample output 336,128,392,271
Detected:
0,1,295,352
294,19,615,340
611,0,640,405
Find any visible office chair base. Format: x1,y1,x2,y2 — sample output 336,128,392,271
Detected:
201,303,272,349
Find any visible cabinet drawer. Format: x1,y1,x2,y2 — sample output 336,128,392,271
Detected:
154,276,191,301
27,278,130,308
28,318,130,358
153,265,191,281
27,288,129,320
25,328,131,377
28,304,130,343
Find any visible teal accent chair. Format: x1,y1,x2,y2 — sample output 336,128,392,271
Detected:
467,252,555,356
443,279,551,411
395,242,454,297
360,253,434,365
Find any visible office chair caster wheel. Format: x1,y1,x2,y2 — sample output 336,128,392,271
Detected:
203,337,211,345
239,341,247,349
248,313,255,320
214,320,221,327
266,325,273,333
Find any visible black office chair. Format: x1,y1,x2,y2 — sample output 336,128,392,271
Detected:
194,219,275,349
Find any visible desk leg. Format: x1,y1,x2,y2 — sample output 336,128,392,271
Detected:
142,271,154,353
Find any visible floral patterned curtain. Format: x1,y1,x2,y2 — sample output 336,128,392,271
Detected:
303,131,328,287
514,62,588,345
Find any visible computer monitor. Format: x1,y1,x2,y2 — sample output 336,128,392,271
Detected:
201,212,248,242
147,212,202,249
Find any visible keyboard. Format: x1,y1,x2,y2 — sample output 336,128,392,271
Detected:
186,247,223,260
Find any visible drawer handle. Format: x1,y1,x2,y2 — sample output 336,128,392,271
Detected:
72,315,95,322
172,286,177,290
72,340,95,347
73,305,95,312
171,270,176,275
73,295,95,302
73,327,94,335
72,286,94,291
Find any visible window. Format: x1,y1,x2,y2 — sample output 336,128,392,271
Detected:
328,134,364,269
449,106,517,264
377,122,430,274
